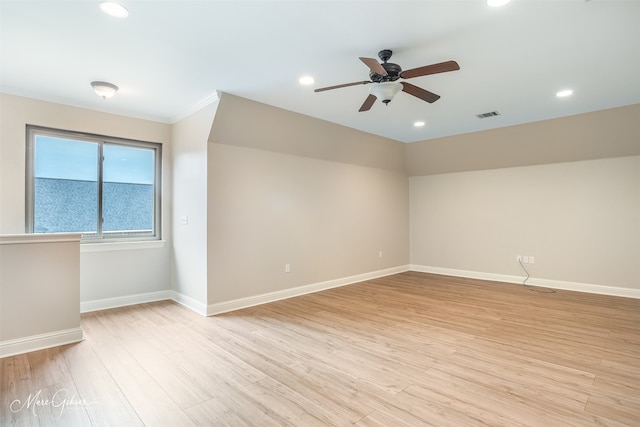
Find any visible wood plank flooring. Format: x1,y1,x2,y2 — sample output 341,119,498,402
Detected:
2,272,639,426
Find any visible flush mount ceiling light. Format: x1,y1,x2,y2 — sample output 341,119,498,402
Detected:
370,81,402,105
414,121,426,127
487,0,511,7
91,81,119,99
99,1,129,18
556,89,574,97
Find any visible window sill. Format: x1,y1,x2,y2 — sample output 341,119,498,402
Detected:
80,240,166,253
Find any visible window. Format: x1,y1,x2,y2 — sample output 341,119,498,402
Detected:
26,126,161,241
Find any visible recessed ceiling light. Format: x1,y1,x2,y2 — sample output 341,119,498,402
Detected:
414,121,426,127
299,76,315,86
556,89,573,98
487,0,511,7
99,2,129,18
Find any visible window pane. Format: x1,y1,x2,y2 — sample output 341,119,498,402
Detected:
34,136,99,235
102,144,155,235
28,126,161,241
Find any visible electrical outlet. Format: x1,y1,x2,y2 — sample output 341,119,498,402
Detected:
517,255,522,262
529,256,535,264
378,251,383,258
523,256,529,263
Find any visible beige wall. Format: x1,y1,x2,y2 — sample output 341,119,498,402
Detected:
0,93,173,304
0,94,173,234
410,156,640,291
406,104,640,176
207,94,410,305
210,93,406,172
1,234,82,356
207,143,409,304
171,100,218,311
407,104,640,294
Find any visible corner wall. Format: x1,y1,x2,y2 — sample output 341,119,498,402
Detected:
206,94,410,312
170,100,218,314
410,156,640,295
407,104,640,296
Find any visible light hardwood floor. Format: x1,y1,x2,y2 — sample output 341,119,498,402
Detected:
2,272,639,426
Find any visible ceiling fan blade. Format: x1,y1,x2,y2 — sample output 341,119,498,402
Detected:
359,94,377,112
314,81,371,92
359,57,387,76
399,60,460,79
400,82,440,103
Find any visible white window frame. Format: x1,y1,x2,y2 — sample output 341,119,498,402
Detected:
25,125,162,242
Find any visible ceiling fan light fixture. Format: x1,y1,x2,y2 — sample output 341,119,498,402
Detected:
370,81,402,105
91,81,119,99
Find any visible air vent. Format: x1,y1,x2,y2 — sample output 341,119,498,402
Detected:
476,111,500,119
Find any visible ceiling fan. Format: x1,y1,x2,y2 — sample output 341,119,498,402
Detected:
314,49,460,112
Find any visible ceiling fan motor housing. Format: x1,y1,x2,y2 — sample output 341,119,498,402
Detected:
370,62,402,82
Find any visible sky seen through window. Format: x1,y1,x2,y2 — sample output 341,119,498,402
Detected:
35,136,154,184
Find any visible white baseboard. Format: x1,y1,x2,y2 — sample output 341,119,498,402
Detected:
78,266,411,317
0,327,84,359
78,265,639,319
169,291,208,316
206,265,411,316
410,265,640,299
81,290,173,313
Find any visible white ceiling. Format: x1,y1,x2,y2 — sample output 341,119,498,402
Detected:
2,0,639,143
